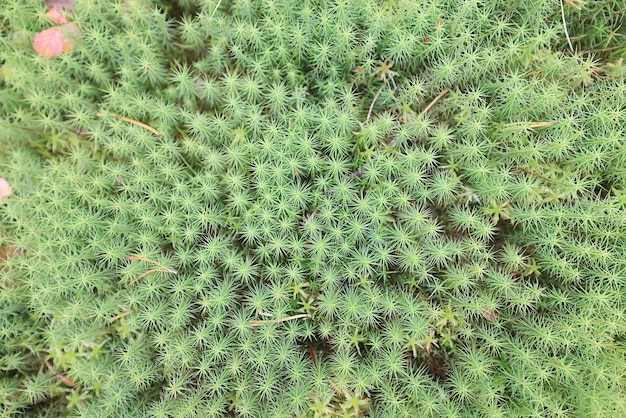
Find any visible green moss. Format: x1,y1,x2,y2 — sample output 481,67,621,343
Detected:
1,0,626,416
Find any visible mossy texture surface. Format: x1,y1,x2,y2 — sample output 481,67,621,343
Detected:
1,0,626,416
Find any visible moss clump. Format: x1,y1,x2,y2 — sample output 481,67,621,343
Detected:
1,0,625,416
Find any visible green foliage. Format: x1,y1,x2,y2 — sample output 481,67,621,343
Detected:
1,0,626,416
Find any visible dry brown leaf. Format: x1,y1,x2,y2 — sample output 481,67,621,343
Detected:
0,246,20,263
481,310,501,321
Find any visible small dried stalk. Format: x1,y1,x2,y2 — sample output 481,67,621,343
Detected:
96,111,162,137
250,313,312,326
125,255,176,287
46,361,77,388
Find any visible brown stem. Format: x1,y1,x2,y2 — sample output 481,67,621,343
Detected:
96,111,162,138
418,88,450,118
45,361,77,388
110,310,132,323
250,313,312,326
366,84,385,122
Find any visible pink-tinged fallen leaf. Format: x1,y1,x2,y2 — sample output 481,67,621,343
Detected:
33,28,64,57
60,23,82,51
46,6,69,25
33,23,82,58
0,179,12,204
46,0,74,10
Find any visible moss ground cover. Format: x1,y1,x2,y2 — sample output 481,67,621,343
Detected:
1,0,626,416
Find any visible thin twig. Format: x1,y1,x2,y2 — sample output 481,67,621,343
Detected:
126,268,164,287
560,0,575,53
584,45,620,53
250,313,312,326
366,84,385,122
45,361,77,388
527,122,556,128
96,111,162,138
125,256,177,287
110,310,132,323
417,88,450,118
504,121,557,128
127,256,177,274
309,343,317,367
210,0,223,19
